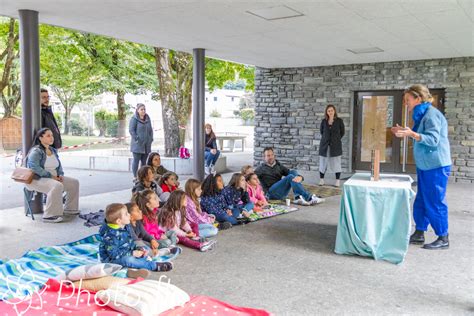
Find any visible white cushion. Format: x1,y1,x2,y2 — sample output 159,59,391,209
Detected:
66,263,122,281
96,279,190,315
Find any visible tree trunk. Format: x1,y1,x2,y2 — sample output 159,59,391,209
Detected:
116,90,127,138
154,47,193,157
1,18,19,118
64,105,71,134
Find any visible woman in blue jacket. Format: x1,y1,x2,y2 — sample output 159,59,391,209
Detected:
26,128,80,223
129,103,153,178
392,84,451,250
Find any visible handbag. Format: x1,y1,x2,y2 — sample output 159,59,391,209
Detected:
11,167,35,184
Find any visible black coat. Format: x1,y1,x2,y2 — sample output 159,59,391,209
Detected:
319,117,345,157
41,106,62,149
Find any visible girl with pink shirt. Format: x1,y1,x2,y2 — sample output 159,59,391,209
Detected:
132,189,177,249
158,190,216,252
245,173,268,212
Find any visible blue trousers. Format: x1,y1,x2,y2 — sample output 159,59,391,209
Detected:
204,150,220,167
267,170,312,201
112,255,157,271
198,223,218,238
215,208,241,225
414,166,450,237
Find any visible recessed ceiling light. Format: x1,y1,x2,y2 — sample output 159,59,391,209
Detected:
347,47,384,54
246,5,304,21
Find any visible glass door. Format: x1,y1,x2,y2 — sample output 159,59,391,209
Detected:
354,89,445,174
354,91,402,172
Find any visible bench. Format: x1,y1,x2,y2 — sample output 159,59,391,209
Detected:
216,134,247,152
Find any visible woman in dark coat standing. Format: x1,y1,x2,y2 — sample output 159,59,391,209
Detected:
129,103,153,178
319,104,345,187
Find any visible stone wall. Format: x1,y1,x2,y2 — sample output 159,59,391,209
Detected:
253,57,474,182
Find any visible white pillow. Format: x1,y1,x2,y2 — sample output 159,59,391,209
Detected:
66,263,122,281
96,279,190,315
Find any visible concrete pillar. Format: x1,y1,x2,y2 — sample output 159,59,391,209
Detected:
192,48,205,180
19,9,43,213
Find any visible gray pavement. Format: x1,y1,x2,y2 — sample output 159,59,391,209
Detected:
1,151,473,314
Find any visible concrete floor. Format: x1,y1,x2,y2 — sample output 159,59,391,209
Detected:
1,180,473,315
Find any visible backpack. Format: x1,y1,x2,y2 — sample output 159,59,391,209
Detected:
179,146,190,159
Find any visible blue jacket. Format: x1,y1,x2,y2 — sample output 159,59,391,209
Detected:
26,145,64,179
99,222,137,263
129,113,153,154
222,186,250,210
200,192,228,217
413,106,451,171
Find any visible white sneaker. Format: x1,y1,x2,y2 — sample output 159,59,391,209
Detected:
335,180,341,187
200,239,217,252
210,165,216,176
204,166,210,176
319,179,325,186
293,196,310,206
310,194,325,205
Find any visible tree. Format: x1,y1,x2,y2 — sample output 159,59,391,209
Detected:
151,49,255,156
40,25,99,134
74,33,156,138
0,18,20,117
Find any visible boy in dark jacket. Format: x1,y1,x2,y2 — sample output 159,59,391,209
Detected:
99,203,173,272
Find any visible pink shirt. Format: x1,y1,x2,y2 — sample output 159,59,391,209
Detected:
160,210,193,238
142,208,165,240
247,183,268,205
185,196,214,225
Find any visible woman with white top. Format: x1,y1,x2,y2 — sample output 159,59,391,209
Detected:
26,128,80,223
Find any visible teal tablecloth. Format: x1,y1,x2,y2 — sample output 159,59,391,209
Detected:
335,173,415,264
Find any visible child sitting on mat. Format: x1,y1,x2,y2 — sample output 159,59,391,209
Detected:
245,173,268,212
222,173,254,220
158,190,216,252
201,174,240,226
99,202,173,272
125,202,180,257
132,189,178,249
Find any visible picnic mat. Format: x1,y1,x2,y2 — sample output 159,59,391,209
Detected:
0,278,271,316
0,234,180,301
268,184,341,204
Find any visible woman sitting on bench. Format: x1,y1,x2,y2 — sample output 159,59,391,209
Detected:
26,128,80,223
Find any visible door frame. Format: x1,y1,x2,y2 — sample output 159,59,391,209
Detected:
352,89,446,174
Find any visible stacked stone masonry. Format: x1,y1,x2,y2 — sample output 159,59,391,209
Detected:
253,57,474,183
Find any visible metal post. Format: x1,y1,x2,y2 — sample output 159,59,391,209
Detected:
19,9,43,213
192,49,205,180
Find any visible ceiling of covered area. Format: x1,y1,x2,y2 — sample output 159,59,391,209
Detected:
0,0,472,68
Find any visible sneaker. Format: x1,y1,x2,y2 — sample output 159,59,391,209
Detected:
155,262,173,272
42,216,63,223
293,196,310,206
335,180,341,187
210,165,216,176
127,268,151,279
63,209,80,215
309,194,325,205
204,166,210,176
169,246,182,255
157,248,171,256
319,179,325,186
200,239,217,252
217,222,232,230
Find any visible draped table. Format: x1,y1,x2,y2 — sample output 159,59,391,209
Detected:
335,173,415,264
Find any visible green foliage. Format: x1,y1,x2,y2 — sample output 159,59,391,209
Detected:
209,109,221,118
206,58,255,92
94,109,119,137
69,119,86,136
240,108,255,121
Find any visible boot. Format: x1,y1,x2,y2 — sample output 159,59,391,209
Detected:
423,235,449,250
409,230,425,244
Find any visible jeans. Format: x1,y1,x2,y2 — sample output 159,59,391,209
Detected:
267,170,311,201
228,202,254,215
156,230,178,248
112,255,156,271
204,150,220,167
132,152,148,177
215,208,241,225
198,223,218,238
414,166,450,236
